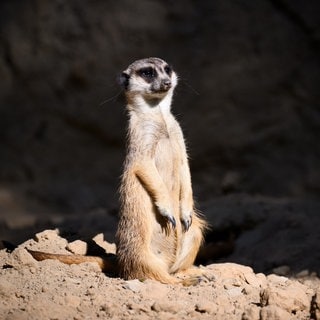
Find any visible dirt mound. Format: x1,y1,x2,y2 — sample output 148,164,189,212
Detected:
0,229,318,320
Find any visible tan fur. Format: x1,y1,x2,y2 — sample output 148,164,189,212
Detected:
27,58,207,285
27,249,117,273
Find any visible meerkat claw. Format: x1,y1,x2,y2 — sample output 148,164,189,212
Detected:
157,206,176,229
182,218,190,232
168,215,176,229
181,214,192,232
182,219,189,232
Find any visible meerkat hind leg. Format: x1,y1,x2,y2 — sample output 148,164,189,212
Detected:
169,220,205,286
134,253,180,285
172,221,203,271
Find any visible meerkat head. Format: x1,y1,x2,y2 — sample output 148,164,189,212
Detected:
119,57,178,103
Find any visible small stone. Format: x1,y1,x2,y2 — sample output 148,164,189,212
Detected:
255,273,267,287
244,272,262,288
267,274,288,285
261,281,310,313
151,301,180,314
223,277,242,289
7,248,38,270
142,279,169,299
35,229,59,242
242,284,253,295
93,233,117,254
67,240,87,255
241,304,260,320
260,305,291,320
195,302,215,314
123,279,144,292
227,287,243,297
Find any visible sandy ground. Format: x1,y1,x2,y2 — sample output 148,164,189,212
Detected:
0,195,319,320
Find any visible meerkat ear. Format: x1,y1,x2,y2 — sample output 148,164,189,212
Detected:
118,72,130,89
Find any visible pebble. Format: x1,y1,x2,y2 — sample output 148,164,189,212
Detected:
195,301,216,314
151,301,180,314
35,229,59,242
227,287,243,297
260,305,291,320
92,233,117,254
67,240,87,255
123,279,144,292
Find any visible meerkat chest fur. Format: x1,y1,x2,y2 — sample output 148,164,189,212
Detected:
128,107,183,193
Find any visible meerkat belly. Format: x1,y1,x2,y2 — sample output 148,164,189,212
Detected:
150,137,181,266
155,137,180,197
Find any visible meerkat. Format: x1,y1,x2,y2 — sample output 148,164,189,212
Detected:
28,57,207,285
116,57,206,284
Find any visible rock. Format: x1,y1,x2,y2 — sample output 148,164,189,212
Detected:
260,306,291,320
151,301,180,314
35,229,60,242
241,305,260,320
267,274,289,285
6,248,38,270
67,240,87,255
255,273,267,288
195,301,216,314
313,290,320,320
123,279,144,293
244,271,265,288
142,279,169,299
260,281,310,313
227,287,243,297
93,233,117,255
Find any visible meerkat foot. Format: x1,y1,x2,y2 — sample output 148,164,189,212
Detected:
176,267,209,286
180,276,202,286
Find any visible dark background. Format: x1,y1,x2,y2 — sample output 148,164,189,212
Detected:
0,0,319,273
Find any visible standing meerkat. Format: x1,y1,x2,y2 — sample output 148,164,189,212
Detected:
27,57,206,285
116,57,207,284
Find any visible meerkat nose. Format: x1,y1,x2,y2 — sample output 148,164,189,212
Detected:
162,79,172,90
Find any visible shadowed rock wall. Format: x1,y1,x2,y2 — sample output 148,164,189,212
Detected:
0,0,319,213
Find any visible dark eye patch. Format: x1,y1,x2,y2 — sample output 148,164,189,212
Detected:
164,65,172,75
118,72,130,89
137,67,157,82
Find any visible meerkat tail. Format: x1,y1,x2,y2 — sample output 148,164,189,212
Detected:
26,249,117,273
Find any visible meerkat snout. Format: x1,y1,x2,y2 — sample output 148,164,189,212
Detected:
160,79,171,91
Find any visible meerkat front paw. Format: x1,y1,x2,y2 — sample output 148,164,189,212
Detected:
181,211,193,232
156,205,176,229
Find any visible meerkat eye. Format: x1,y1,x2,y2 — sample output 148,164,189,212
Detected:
137,67,157,80
164,65,172,75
